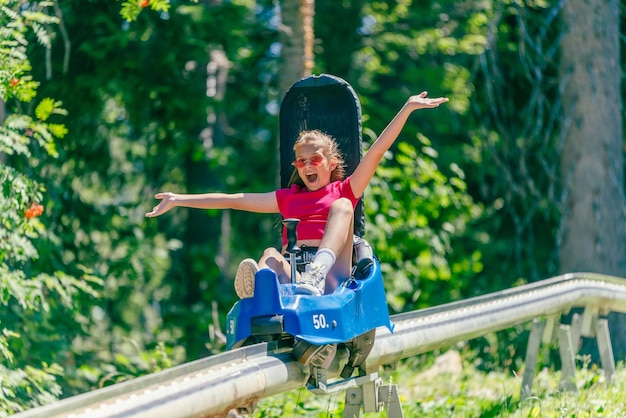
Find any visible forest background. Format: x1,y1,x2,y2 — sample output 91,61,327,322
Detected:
1,0,624,414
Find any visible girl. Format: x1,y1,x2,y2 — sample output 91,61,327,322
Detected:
146,91,448,297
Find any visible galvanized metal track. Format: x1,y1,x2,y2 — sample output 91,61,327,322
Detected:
14,272,626,418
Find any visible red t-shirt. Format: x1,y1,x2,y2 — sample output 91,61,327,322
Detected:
275,177,360,245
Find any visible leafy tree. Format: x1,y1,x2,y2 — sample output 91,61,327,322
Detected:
336,0,490,302
366,138,483,312
0,0,102,413
14,1,619,411
464,2,563,291
25,0,285,385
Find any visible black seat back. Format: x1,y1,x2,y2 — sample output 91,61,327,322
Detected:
279,74,365,237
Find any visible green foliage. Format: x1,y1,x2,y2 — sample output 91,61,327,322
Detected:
24,0,280,398
334,0,497,308
365,136,483,312
463,1,563,291
254,355,626,417
0,0,101,414
348,1,564,314
120,0,171,22
1,0,596,411
0,363,64,417
75,342,184,389
0,0,54,102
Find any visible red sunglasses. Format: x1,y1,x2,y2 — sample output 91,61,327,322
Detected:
292,155,325,168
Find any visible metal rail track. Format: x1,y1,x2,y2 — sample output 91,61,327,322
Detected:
14,272,626,418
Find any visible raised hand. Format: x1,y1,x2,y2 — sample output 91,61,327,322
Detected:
406,91,449,109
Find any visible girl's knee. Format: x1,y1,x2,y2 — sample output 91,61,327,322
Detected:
259,247,290,283
330,197,354,217
260,247,287,271
262,247,282,259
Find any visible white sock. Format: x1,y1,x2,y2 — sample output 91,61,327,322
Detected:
312,248,336,272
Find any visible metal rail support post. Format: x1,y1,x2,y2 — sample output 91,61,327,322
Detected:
558,324,577,391
343,377,403,418
596,318,616,383
521,318,546,399
521,306,617,400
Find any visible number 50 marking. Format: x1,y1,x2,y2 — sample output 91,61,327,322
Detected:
312,313,328,329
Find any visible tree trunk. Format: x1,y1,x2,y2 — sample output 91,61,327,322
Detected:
559,0,626,358
278,0,314,99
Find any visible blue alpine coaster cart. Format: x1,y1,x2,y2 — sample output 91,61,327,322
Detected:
225,74,402,417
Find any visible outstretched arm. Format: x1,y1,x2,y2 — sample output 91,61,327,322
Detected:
349,92,448,198
145,191,279,217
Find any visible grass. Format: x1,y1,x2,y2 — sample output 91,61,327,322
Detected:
252,351,626,417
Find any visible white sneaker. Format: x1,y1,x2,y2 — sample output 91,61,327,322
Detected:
295,263,327,296
234,258,258,299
